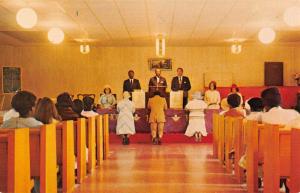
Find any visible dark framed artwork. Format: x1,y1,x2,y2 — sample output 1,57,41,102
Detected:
148,58,172,71
2,67,21,93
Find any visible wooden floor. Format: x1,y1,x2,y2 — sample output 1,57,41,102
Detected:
73,143,247,193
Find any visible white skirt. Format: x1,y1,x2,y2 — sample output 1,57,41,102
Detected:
116,112,136,135
185,116,207,137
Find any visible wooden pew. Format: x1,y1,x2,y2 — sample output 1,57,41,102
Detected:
224,116,234,172
76,118,87,184
30,124,57,193
217,115,225,163
56,121,75,193
96,115,104,165
212,113,219,159
103,114,110,159
290,128,300,193
87,116,96,173
233,117,245,183
0,128,32,193
263,125,300,193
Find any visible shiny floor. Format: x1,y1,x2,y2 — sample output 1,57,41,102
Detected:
73,144,247,193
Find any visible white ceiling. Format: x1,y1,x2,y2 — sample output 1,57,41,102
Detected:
1,0,300,46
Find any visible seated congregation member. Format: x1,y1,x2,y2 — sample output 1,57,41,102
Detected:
184,92,208,142
35,97,61,124
1,91,43,129
260,87,299,192
223,94,245,118
56,92,79,121
147,91,168,145
204,81,221,109
116,92,136,145
261,87,299,125
245,97,263,122
99,85,116,109
228,84,243,105
72,99,86,118
3,107,19,121
81,96,98,117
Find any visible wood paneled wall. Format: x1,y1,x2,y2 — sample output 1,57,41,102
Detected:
0,44,299,102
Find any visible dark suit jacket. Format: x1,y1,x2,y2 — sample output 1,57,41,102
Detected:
171,76,191,97
123,79,141,92
148,76,167,96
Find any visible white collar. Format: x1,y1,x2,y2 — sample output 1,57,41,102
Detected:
268,106,282,112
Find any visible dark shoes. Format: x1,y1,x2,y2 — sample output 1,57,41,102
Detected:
122,135,130,145
152,137,162,145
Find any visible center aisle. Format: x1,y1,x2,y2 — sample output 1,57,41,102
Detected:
73,144,246,193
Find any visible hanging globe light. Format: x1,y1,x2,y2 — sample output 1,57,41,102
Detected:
80,44,90,54
231,43,242,54
16,8,38,29
258,27,276,44
48,27,64,44
283,6,300,27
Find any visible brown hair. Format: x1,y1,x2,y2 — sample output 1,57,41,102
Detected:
35,97,61,124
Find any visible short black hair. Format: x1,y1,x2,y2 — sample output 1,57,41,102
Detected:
73,99,83,114
261,87,281,108
11,91,36,117
56,92,73,108
177,67,183,72
227,93,241,108
247,97,263,112
153,91,162,97
83,96,94,111
128,70,134,74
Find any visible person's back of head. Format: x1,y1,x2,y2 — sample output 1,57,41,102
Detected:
261,87,281,111
11,90,36,118
227,93,241,109
83,96,94,111
56,92,73,108
153,91,162,97
248,97,263,112
35,97,61,124
73,99,83,115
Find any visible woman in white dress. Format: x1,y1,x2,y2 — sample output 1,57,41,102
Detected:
185,92,208,142
204,81,221,109
116,91,136,145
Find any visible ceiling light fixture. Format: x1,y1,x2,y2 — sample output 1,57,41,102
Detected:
231,43,242,54
283,6,300,27
80,44,90,54
156,35,165,57
16,8,38,29
258,27,276,44
48,27,64,44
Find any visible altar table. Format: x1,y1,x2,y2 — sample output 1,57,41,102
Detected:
97,108,218,134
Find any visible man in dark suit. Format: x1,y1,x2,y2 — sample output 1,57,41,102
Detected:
148,68,167,97
171,67,191,108
123,70,141,93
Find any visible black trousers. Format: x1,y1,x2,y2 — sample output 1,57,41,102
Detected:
183,97,188,109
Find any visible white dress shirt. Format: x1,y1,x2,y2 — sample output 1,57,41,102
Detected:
261,106,299,125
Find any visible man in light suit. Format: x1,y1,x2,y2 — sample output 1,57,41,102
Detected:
171,67,191,108
148,68,167,97
123,70,141,94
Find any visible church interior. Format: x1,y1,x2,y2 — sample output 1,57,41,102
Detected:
1,0,300,193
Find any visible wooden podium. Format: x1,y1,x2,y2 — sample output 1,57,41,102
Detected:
170,91,183,109
132,90,145,109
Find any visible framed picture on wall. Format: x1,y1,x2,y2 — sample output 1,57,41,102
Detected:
2,67,21,93
148,58,172,71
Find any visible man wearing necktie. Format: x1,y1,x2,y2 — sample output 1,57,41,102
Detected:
123,70,141,94
171,67,191,108
148,68,167,97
